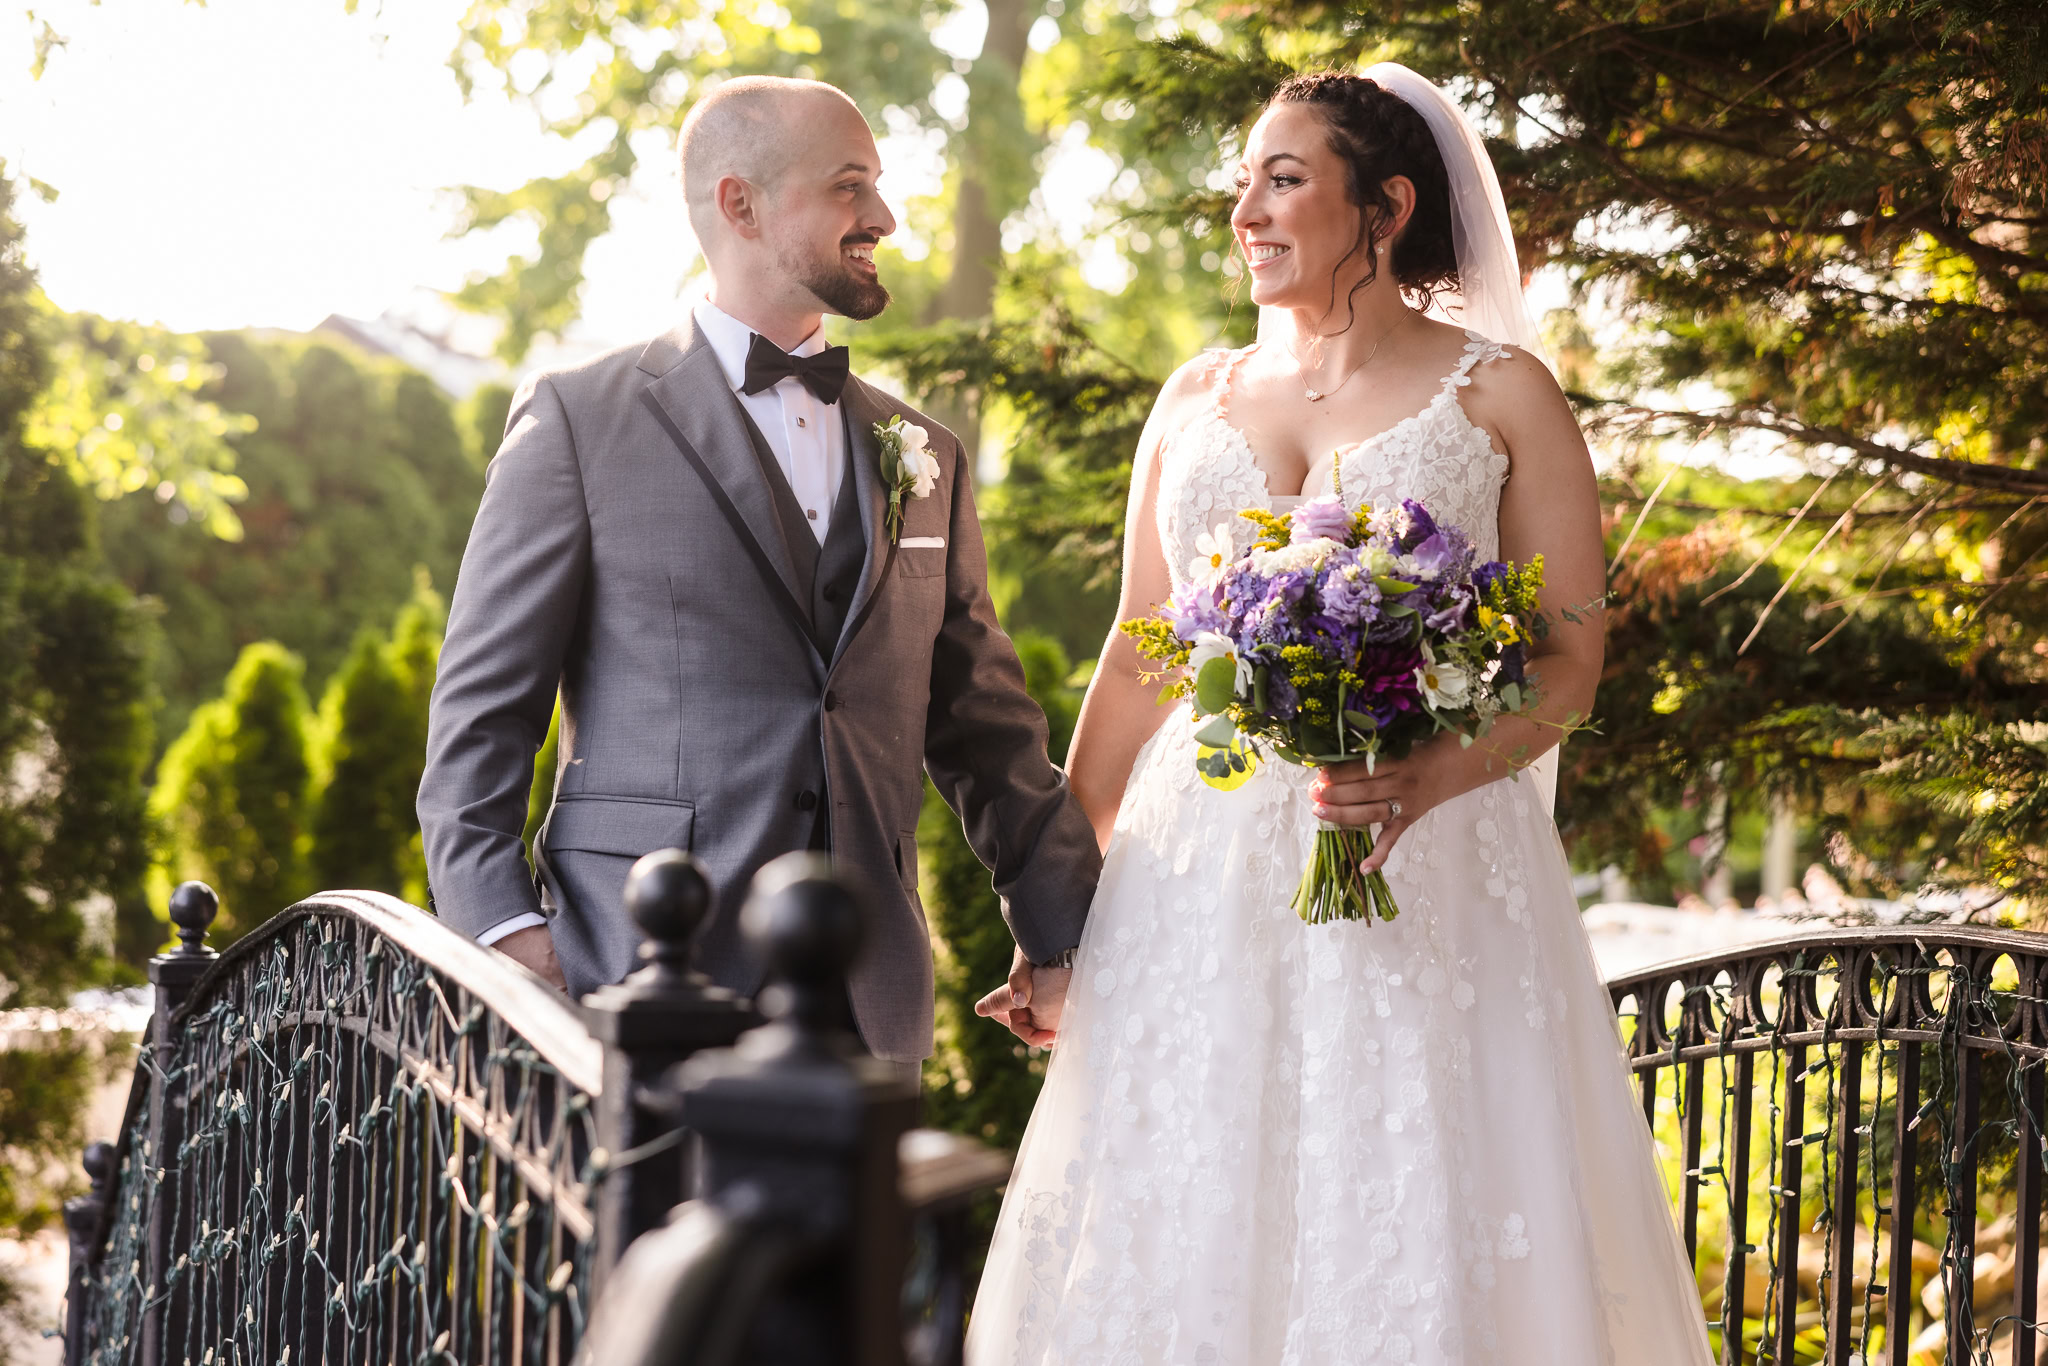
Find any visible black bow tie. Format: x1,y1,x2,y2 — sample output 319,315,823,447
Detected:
741,333,850,405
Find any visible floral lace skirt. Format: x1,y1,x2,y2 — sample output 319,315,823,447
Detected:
965,707,1713,1366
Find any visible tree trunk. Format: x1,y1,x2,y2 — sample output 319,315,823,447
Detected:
920,0,1036,463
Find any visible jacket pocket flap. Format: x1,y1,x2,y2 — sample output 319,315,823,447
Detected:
544,798,695,859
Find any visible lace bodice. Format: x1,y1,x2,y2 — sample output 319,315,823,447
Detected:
1157,331,1513,585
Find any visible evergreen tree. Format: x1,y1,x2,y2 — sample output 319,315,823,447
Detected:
386,574,445,904
999,0,2048,905
921,631,1085,1146
0,167,158,1316
308,630,417,897
150,642,313,941
0,165,155,1003
98,332,482,741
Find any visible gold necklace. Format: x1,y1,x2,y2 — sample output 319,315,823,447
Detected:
1294,312,1414,403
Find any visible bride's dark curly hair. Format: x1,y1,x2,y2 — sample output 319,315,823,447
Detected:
1264,71,1460,331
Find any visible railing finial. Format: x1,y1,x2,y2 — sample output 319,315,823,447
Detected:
741,851,863,1048
167,881,219,958
622,849,712,985
81,1140,114,1193
63,1142,118,1364
583,848,760,1291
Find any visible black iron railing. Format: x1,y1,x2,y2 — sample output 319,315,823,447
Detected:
1611,925,2048,1366
60,853,1012,1366
68,855,2048,1366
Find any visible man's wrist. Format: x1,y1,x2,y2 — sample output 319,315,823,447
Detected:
477,912,548,947
1037,946,1078,969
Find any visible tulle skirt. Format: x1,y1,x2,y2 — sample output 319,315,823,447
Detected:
966,707,1713,1365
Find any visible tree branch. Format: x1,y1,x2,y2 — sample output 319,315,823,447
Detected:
1586,402,2048,496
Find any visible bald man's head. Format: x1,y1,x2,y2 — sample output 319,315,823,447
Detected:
680,77,859,242
678,75,896,324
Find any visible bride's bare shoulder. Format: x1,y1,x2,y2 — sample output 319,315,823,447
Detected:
1153,348,1240,422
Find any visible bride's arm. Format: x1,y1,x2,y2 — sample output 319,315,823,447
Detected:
971,366,1206,1045
1312,348,1606,868
1065,372,1201,853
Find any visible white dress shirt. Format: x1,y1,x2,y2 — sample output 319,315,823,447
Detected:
474,302,850,950
690,299,847,543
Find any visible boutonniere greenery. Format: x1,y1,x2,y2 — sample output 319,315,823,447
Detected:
875,415,940,544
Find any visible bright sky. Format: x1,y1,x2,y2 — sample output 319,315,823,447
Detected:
0,0,935,351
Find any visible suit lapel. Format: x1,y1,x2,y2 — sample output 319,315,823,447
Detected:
638,323,811,627
831,377,899,669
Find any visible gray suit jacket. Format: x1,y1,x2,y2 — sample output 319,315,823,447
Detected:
418,318,1102,1060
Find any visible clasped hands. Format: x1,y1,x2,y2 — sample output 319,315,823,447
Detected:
974,947,1072,1047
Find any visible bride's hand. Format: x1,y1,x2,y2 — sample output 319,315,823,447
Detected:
1310,737,1470,873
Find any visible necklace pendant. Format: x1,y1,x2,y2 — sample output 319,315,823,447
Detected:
1304,388,1324,402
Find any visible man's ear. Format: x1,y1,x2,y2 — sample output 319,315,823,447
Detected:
714,173,764,239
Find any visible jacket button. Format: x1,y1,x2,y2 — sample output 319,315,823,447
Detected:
823,690,840,712
795,790,818,811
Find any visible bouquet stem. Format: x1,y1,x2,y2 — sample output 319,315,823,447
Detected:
1293,820,1401,925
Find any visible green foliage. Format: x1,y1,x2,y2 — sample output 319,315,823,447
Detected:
26,307,253,538
462,381,514,468
308,576,446,902
523,701,561,859
0,1038,100,1238
99,333,481,741
1796,708,2048,903
0,166,156,1005
920,630,1084,1148
447,0,955,361
150,642,315,942
308,632,420,898
863,290,1163,658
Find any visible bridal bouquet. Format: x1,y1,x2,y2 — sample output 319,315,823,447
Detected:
1122,493,1552,925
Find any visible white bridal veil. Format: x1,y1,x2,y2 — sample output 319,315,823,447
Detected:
1256,62,1561,812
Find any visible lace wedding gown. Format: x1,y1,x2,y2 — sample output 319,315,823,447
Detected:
966,335,1713,1366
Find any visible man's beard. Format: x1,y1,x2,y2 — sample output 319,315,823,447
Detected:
783,237,891,320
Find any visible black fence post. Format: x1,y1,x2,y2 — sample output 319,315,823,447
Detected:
583,848,760,1293
573,852,920,1366
681,852,920,1364
139,882,218,1366
61,1141,114,1366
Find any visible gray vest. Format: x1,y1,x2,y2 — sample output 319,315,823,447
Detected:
735,407,866,658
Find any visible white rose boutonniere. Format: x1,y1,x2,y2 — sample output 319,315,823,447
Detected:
875,415,940,543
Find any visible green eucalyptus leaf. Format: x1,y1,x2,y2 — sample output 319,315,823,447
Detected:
1192,713,1237,747
1193,656,1237,715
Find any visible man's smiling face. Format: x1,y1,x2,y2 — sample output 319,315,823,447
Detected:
765,94,897,321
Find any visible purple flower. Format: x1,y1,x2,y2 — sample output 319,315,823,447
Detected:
1266,673,1300,719
1292,494,1354,544
1366,614,1414,644
1168,579,1228,640
1498,643,1527,688
1399,499,1439,552
1318,566,1382,628
1472,561,1508,596
1410,532,1458,579
1424,586,1473,633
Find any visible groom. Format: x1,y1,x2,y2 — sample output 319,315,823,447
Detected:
418,76,1098,1063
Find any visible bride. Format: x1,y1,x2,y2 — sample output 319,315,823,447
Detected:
964,66,1714,1365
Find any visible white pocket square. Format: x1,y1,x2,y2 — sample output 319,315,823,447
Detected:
899,536,946,549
